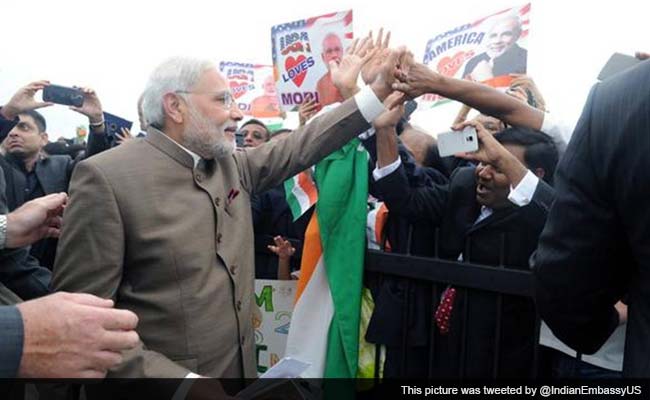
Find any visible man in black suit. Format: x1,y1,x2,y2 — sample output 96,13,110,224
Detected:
371,106,557,376
532,59,650,377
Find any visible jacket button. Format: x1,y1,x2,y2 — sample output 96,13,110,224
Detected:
236,300,242,311
230,264,236,274
214,197,220,206
217,233,222,244
195,173,203,182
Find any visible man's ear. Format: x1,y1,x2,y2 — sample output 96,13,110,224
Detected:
40,132,49,146
162,93,185,125
533,167,546,180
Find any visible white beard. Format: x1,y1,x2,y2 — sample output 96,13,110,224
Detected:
182,104,234,160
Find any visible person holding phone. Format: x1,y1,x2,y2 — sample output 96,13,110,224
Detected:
370,105,558,377
0,81,111,269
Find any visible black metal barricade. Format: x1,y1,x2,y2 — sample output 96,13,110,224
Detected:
254,233,542,380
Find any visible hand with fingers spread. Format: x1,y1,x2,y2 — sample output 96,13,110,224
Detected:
268,236,296,281
1,81,54,120
330,35,378,99
6,192,68,248
69,86,104,125
16,291,139,378
298,97,320,126
361,28,392,85
453,119,528,187
115,127,134,145
268,235,295,260
368,46,412,104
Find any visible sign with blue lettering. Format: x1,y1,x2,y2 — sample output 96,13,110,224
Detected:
271,10,353,111
421,3,531,107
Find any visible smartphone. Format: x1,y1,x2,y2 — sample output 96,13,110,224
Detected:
437,127,478,157
42,84,84,107
598,53,641,81
104,112,133,145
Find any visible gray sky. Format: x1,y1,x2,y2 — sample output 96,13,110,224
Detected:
1,0,646,138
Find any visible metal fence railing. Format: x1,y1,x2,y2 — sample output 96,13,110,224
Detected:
254,233,542,379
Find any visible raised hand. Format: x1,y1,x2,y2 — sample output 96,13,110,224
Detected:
330,35,378,99
453,119,527,187
1,81,53,120
116,127,134,145
452,120,506,165
392,61,437,100
69,86,104,124
509,74,546,111
298,97,320,126
267,235,296,260
361,28,391,85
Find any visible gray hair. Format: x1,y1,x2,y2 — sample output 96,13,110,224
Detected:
141,57,216,129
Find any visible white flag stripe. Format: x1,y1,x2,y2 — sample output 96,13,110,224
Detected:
291,182,312,214
285,256,333,378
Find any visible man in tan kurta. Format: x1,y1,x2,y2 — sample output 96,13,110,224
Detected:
52,54,396,389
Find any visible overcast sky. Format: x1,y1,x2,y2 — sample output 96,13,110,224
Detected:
1,0,646,138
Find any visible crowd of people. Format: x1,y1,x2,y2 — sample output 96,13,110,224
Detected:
0,20,649,400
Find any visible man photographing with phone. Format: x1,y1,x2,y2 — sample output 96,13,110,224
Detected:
0,81,111,269
370,108,558,376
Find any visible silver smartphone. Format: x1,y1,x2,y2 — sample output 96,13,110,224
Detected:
437,127,478,157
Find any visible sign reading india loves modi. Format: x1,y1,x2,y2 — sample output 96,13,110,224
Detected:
271,10,353,111
420,3,530,108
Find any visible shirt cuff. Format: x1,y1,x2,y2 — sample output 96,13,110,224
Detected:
170,372,202,400
0,306,24,378
373,158,402,181
508,170,539,206
354,85,386,123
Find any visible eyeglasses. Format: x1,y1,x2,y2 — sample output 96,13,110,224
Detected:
175,90,236,109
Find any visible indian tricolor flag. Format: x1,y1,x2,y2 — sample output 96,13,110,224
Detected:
284,170,318,221
285,139,368,378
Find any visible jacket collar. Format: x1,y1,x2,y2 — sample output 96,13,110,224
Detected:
144,127,195,169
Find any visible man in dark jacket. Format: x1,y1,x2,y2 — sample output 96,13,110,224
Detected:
372,111,557,377
532,58,650,377
1,82,110,268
